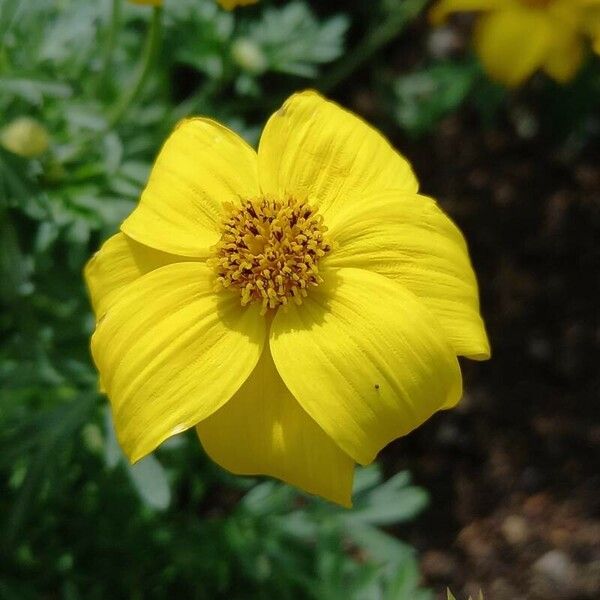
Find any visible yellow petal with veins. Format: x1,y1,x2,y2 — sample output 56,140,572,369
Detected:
258,91,418,221
84,232,192,320
324,191,490,360
92,262,265,462
198,346,354,507
122,118,259,257
270,268,462,466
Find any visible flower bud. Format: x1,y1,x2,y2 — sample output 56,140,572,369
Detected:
231,38,268,75
1,117,50,158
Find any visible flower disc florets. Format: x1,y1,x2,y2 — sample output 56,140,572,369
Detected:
212,197,332,313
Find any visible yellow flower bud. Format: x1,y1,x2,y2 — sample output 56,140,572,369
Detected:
429,0,600,87
231,38,268,74
1,117,50,158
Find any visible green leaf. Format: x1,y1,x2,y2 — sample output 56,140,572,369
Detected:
127,455,171,511
384,556,430,600
394,60,478,136
345,522,415,567
346,471,429,526
0,211,32,302
0,77,72,105
352,464,383,495
103,407,122,469
170,0,234,77
0,148,41,205
241,481,296,515
103,407,171,510
2,395,96,548
244,2,349,78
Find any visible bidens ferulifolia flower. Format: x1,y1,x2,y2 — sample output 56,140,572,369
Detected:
85,91,490,506
430,0,600,87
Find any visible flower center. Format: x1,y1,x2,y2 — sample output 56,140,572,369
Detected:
211,197,332,313
518,0,552,8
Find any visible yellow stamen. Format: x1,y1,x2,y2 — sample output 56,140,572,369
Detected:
211,197,331,313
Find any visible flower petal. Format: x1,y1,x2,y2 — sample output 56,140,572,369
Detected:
197,346,354,506
270,268,462,466
122,118,260,257
258,91,418,220
580,10,600,53
324,191,490,360
474,9,554,87
543,28,585,83
84,232,191,319
429,0,509,25
92,262,265,462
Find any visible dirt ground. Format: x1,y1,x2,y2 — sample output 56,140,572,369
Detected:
379,107,600,599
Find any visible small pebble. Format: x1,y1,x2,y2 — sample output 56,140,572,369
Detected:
501,515,529,545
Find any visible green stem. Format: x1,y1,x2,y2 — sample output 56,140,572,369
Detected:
99,0,123,89
107,6,162,129
318,0,428,94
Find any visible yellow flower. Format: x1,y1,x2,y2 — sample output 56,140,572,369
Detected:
1,117,50,158
217,0,258,9
85,91,490,506
430,0,600,86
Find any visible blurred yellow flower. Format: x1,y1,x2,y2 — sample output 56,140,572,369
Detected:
0,117,50,158
218,0,258,9
430,0,600,86
85,91,489,506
